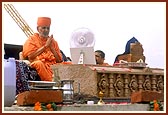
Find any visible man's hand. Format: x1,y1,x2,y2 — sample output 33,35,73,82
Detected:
28,35,53,61
45,35,53,48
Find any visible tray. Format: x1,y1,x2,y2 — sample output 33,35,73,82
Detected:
28,81,56,88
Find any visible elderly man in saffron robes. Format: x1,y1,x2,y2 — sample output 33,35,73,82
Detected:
22,17,62,81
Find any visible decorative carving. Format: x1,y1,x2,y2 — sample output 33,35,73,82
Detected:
129,75,138,92
52,64,164,99
157,76,164,92
98,74,109,93
143,75,151,90
117,81,123,90
114,74,123,97
143,67,152,73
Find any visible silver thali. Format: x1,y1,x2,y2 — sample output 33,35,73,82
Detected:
28,81,56,89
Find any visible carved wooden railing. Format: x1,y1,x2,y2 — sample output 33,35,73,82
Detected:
95,67,164,98
51,64,164,99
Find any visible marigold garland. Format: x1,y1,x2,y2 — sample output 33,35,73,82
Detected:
34,102,57,111
149,100,163,111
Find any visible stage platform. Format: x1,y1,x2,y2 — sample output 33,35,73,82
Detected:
3,103,164,112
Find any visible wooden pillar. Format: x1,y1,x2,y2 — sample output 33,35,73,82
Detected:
151,75,157,91
124,74,129,97
108,73,115,97
138,75,144,91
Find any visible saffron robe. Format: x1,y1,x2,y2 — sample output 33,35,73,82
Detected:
22,33,62,81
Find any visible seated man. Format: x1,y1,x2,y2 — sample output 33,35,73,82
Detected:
95,50,109,66
22,17,63,81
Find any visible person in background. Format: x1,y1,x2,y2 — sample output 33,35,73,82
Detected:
22,17,62,81
95,50,109,66
113,37,139,65
4,49,8,59
60,50,72,62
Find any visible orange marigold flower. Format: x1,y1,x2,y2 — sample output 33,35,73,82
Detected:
153,100,157,103
35,102,41,106
34,102,42,111
46,103,52,109
34,105,42,111
154,103,159,111
34,102,57,111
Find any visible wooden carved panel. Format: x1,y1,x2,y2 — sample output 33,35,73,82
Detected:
97,73,109,97
129,75,138,93
114,74,124,97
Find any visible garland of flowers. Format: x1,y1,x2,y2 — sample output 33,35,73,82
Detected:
34,102,57,111
149,100,163,111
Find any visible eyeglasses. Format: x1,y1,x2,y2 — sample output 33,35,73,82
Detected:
41,27,50,30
